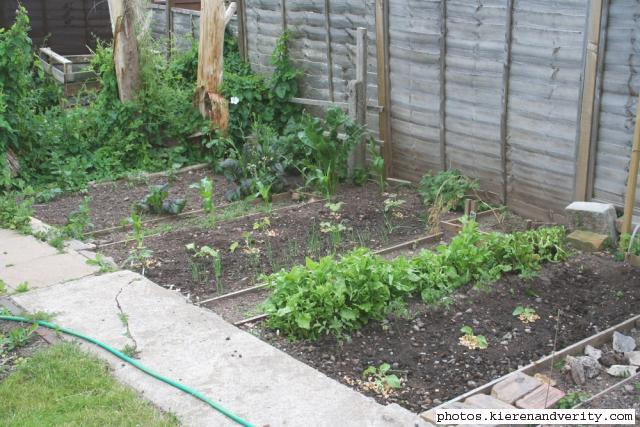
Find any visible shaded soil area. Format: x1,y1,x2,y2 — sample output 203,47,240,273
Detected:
33,167,233,231
581,373,640,417
246,253,640,413
0,320,48,381
102,183,428,303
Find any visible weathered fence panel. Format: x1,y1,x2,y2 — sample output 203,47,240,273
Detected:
149,0,640,219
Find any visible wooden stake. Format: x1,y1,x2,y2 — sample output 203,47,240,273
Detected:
196,0,228,134
165,0,173,59
323,0,335,102
622,95,640,234
499,0,514,205
108,0,141,103
237,0,249,61
438,0,447,170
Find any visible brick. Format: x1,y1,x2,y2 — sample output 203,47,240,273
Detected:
566,230,609,252
465,393,516,409
516,384,566,409
491,373,542,404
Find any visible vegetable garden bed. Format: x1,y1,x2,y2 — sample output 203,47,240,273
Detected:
244,252,640,413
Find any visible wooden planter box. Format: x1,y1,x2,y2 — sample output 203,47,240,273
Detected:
39,48,99,97
626,253,640,268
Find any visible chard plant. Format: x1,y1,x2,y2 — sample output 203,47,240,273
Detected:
135,184,186,215
459,325,488,350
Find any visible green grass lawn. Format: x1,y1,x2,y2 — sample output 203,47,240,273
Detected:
0,342,179,426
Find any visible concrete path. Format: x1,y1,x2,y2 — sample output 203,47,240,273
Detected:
2,228,427,427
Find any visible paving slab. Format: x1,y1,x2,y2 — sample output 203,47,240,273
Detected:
490,373,542,404
515,384,565,409
12,271,427,427
0,234,59,266
464,393,515,409
566,230,609,252
1,251,98,290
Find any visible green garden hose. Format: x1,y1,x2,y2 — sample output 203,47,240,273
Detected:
0,315,254,427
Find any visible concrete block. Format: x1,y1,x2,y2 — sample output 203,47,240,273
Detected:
491,373,542,404
1,252,98,290
566,230,609,252
515,384,566,409
565,202,617,243
465,394,516,409
0,234,59,266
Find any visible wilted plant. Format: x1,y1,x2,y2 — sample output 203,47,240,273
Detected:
513,306,540,324
459,325,488,350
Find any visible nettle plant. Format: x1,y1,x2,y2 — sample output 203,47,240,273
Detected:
459,325,488,350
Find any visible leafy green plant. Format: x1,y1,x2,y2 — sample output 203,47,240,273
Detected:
86,253,117,274
320,221,349,253
368,140,386,193
459,325,488,350
420,170,479,231
325,201,344,217
252,217,271,232
298,108,364,197
190,177,215,213
135,184,186,215
61,196,93,239
123,212,152,272
362,363,402,394
383,196,406,233
186,243,223,293
512,306,540,324
0,324,38,353
15,282,29,293
556,391,589,409
0,194,32,233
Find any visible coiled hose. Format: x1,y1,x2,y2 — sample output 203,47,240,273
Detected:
0,315,255,427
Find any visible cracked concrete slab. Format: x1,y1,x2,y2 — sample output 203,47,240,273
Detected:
13,271,427,427
1,251,98,290
0,234,59,266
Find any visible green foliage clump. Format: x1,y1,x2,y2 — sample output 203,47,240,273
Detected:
261,221,567,340
0,193,33,234
419,169,479,211
135,184,186,215
261,248,414,340
618,232,640,258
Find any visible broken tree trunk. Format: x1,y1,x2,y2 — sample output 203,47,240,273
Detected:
196,0,228,134
108,0,141,103
6,149,19,178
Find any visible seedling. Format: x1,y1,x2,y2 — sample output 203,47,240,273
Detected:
86,253,117,274
229,241,240,253
123,212,153,273
15,282,29,293
368,139,386,193
362,363,402,394
459,325,488,350
253,217,271,232
320,221,348,253
255,180,273,211
325,201,344,218
383,196,406,233
121,343,139,358
190,177,215,214
513,306,540,324
186,244,223,293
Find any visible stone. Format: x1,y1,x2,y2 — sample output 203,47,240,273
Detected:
607,365,638,378
516,384,566,409
566,356,586,385
565,201,618,244
566,230,610,252
584,345,602,361
64,239,96,252
491,373,542,404
625,351,640,366
577,356,602,379
465,394,515,409
600,351,627,367
613,331,636,353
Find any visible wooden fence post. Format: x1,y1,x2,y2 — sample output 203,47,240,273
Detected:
280,0,287,31
375,0,393,178
438,0,447,171
323,0,335,102
622,95,640,234
196,0,228,133
237,0,249,62
165,0,173,59
348,27,368,172
575,0,605,201
108,0,141,103
499,0,514,205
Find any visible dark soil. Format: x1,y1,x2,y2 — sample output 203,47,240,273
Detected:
102,183,429,304
33,167,234,231
0,320,48,381
245,252,640,413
